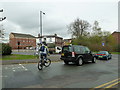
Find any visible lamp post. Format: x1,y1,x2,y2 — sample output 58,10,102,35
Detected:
0,9,6,42
39,11,45,44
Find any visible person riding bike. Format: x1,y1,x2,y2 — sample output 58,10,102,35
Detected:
39,42,49,62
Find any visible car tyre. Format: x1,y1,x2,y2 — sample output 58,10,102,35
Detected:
77,58,83,66
92,57,96,63
106,57,109,60
64,61,69,65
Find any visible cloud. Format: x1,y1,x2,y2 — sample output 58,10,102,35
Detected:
1,1,118,43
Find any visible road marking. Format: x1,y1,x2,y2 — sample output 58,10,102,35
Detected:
25,69,28,71
20,64,28,71
95,78,120,88
105,81,120,88
13,70,15,72
21,66,25,69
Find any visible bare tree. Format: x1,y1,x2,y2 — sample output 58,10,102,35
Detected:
68,18,91,38
92,21,102,36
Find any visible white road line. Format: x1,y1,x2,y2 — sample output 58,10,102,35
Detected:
25,69,28,71
20,64,28,71
21,66,25,69
13,70,15,72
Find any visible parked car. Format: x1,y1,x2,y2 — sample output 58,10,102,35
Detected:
60,45,96,66
95,51,112,60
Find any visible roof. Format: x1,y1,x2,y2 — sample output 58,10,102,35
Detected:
38,34,63,39
11,32,36,38
112,31,120,34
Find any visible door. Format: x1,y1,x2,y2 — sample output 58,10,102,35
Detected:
83,47,93,61
61,46,72,58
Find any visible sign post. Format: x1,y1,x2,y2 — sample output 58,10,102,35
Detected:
102,42,104,46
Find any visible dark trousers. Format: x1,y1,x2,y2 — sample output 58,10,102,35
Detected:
40,53,47,60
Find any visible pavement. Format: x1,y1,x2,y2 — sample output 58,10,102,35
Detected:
2,54,61,65
2,59,62,65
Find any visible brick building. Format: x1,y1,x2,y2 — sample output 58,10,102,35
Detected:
111,31,120,44
9,32,36,49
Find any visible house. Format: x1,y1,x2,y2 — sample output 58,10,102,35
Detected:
36,34,63,53
9,32,36,49
111,31,120,44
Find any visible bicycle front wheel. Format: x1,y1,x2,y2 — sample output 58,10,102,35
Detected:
44,58,51,67
38,61,43,70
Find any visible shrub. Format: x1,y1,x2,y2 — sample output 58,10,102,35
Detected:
2,43,12,55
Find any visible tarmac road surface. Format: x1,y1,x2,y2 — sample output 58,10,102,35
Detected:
2,54,119,89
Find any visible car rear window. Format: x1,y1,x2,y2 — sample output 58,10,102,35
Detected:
98,51,107,54
62,46,72,52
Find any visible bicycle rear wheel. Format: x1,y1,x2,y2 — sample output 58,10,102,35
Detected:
38,60,43,70
44,58,51,67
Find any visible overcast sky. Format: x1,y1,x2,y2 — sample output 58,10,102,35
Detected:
0,0,118,42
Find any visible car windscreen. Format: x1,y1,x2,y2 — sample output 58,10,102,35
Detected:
98,51,107,54
62,46,72,52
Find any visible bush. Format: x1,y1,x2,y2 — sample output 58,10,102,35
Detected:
2,43,12,55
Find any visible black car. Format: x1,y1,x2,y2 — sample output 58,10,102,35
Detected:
95,51,112,60
60,45,96,66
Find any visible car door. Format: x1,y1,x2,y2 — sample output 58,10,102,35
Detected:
83,47,93,61
61,46,72,58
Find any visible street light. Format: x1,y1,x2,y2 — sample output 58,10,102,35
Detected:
0,17,6,21
39,11,45,44
0,9,3,12
0,9,6,21
0,9,6,41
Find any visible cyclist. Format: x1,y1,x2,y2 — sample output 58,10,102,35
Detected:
39,42,49,62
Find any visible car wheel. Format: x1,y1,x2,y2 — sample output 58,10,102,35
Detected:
64,61,69,65
110,56,112,59
77,58,83,66
92,57,96,63
106,57,109,60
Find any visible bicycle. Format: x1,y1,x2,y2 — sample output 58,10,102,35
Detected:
38,54,51,70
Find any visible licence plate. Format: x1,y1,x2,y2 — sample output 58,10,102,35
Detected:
61,53,64,56
99,56,103,58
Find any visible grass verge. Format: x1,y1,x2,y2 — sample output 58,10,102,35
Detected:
2,54,37,60
110,52,120,54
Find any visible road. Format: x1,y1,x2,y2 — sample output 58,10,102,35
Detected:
2,54,119,89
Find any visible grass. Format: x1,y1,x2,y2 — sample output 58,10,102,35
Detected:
2,54,37,60
110,52,120,54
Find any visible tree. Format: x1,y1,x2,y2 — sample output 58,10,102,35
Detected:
68,18,91,38
2,43,12,55
92,21,102,36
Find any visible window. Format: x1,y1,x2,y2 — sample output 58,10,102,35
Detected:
62,46,72,52
74,46,81,52
84,47,90,53
74,46,84,53
49,38,52,42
